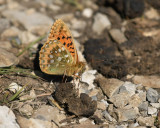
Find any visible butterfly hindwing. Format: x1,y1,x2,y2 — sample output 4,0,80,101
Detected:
39,40,73,75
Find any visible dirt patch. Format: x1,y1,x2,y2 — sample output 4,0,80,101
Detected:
54,83,97,117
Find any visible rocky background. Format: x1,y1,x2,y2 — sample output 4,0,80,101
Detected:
0,0,160,128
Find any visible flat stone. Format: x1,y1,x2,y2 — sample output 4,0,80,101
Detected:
129,94,142,107
136,116,155,126
132,75,160,88
138,101,148,111
0,41,12,50
1,26,21,39
32,105,66,126
147,88,159,103
109,28,127,44
120,82,136,96
0,48,19,67
97,75,124,98
71,19,87,30
116,107,139,122
81,70,97,90
92,13,111,35
17,116,58,128
148,107,157,115
150,103,160,108
2,10,53,35
0,106,20,128
18,31,38,44
109,92,131,108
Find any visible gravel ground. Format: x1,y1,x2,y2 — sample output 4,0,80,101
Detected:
0,0,160,128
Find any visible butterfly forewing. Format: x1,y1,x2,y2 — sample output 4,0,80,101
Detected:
39,40,73,75
48,19,78,63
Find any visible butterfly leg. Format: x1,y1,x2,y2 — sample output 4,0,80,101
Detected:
62,70,67,83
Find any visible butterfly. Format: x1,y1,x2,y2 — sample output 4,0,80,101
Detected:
39,19,85,77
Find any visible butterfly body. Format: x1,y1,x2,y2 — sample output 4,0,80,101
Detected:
39,19,85,76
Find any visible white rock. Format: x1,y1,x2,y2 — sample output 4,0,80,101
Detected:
148,107,157,115
81,70,97,90
82,8,93,18
92,13,111,35
145,7,160,20
0,106,20,128
8,82,22,93
150,103,160,108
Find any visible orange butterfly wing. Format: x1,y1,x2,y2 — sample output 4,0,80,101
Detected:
48,19,78,64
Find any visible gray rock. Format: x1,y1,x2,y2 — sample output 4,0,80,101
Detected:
102,111,113,121
109,29,127,44
109,92,131,108
2,10,53,35
97,75,124,98
116,107,139,122
71,19,87,30
147,88,159,103
92,13,111,35
120,82,136,96
136,116,155,126
0,106,20,128
148,107,157,115
138,101,148,111
0,48,19,67
0,18,10,34
82,8,93,18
